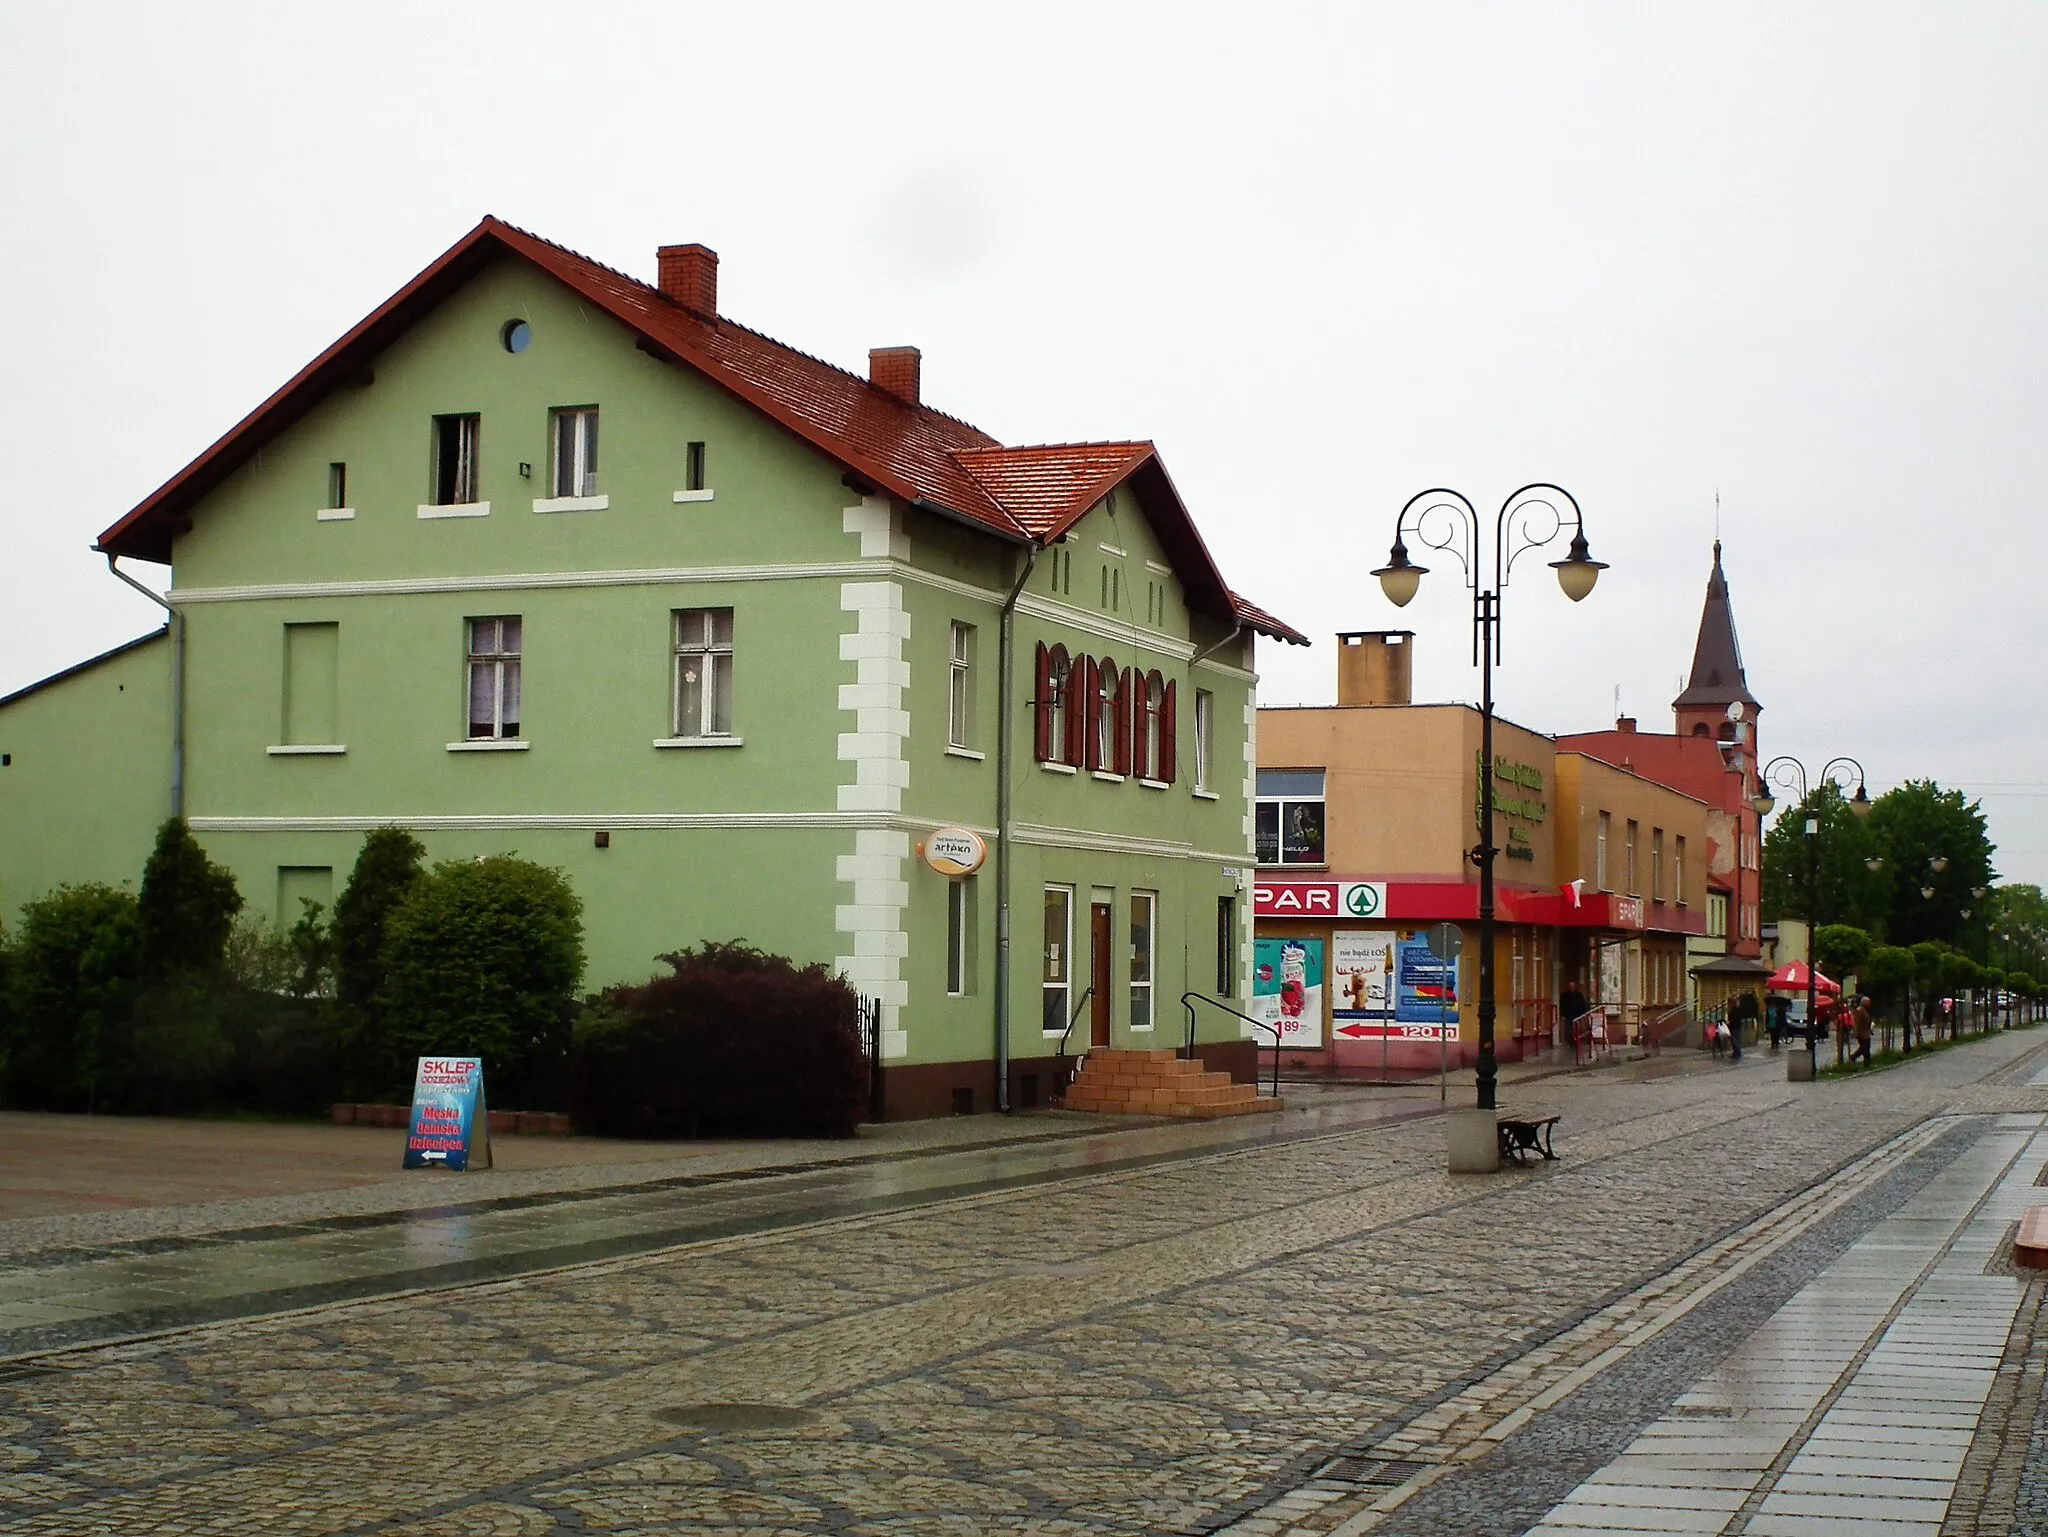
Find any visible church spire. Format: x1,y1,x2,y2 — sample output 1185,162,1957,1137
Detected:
1672,540,1759,713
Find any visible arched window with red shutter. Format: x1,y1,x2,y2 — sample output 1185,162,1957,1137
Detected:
1066,655,1091,767
1136,670,1165,781
1160,678,1178,784
1112,666,1134,777
1033,643,1053,761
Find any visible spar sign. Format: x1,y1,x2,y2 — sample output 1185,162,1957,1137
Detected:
1254,881,1387,918
402,1057,493,1172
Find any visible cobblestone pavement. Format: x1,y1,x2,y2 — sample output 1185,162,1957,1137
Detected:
2,1033,2046,1535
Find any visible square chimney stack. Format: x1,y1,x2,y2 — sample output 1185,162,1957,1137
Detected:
657,243,718,317
869,346,921,404
1336,630,1413,707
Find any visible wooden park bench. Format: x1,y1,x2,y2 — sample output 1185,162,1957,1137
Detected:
1498,1109,1561,1164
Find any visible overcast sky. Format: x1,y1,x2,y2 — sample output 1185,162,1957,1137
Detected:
4,3,2045,884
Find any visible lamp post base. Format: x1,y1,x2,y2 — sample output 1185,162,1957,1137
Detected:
1447,1108,1502,1173
1787,1052,1815,1083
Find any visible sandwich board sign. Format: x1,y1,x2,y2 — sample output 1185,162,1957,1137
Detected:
402,1057,493,1171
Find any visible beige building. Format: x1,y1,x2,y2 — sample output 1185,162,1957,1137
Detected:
1253,632,1709,1074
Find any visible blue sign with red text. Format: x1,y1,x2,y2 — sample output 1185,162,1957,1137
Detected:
402,1057,493,1171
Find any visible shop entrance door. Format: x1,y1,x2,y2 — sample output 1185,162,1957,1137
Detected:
1089,903,1113,1047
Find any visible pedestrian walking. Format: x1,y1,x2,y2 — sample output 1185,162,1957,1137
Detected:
1728,991,1755,1062
1851,995,1874,1066
1560,980,1589,1057
1766,994,1788,1051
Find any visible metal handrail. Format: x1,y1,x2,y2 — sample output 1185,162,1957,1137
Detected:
1641,1000,1696,1054
1180,992,1282,1098
1050,987,1095,1104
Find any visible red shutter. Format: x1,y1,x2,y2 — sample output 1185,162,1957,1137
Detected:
1130,670,1151,779
1069,656,1093,767
1113,667,1133,776
1161,678,1178,785
1033,642,1051,761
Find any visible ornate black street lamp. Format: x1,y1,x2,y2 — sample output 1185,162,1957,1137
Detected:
1751,756,1870,1075
1373,485,1606,1112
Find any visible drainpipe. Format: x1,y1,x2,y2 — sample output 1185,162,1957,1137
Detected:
994,542,1041,1113
104,555,183,818
1189,621,1246,671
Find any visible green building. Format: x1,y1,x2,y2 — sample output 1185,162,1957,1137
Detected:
0,218,1303,1117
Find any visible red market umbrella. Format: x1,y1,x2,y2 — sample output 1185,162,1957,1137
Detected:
1766,962,1839,995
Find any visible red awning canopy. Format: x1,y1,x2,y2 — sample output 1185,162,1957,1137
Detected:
1766,962,1839,995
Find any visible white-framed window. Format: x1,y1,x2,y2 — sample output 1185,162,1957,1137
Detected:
1135,672,1165,781
1625,820,1640,896
1596,811,1612,891
947,878,974,995
1255,770,1326,865
1708,891,1729,938
434,414,480,505
1129,891,1155,1031
1651,828,1664,902
326,462,347,510
1193,688,1213,792
1675,836,1688,905
466,616,522,739
1042,885,1074,1033
673,608,734,737
1093,658,1121,770
948,621,974,748
552,407,599,497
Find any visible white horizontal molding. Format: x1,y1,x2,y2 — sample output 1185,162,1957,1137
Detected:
1091,771,1126,784
1192,656,1258,684
1192,788,1221,801
266,744,346,756
1010,821,1245,864
943,745,987,762
1098,543,1127,557
1137,778,1169,791
417,501,491,520
1145,559,1173,577
315,508,356,522
1040,761,1078,776
446,739,530,752
653,735,743,749
671,489,716,503
1013,592,1195,663
174,558,912,605
190,810,999,836
532,494,609,514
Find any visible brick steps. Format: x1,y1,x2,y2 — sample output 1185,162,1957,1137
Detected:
1060,1048,1280,1119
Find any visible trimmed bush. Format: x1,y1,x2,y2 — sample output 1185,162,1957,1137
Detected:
331,827,425,1098
137,817,242,980
0,883,141,1110
381,855,584,1089
572,942,867,1139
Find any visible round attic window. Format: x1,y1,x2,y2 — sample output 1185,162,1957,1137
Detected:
501,320,531,354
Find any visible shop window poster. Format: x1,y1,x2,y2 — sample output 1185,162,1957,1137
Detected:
1252,937,1324,1048
1394,936,1459,1040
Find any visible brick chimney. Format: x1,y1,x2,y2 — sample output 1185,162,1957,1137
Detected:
869,346,921,404
1616,716,1637,734
657,244,718,317
1336,630,1413,707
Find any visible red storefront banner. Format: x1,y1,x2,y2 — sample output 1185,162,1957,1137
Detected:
1253,879,1696,934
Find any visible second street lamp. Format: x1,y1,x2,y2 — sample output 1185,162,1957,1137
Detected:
1374,484,1606,1121
1752,755,1870,1079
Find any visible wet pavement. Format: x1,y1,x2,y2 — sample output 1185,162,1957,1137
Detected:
2,1032,2044,1535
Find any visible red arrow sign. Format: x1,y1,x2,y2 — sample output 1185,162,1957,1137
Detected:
1335,1023,1382,1039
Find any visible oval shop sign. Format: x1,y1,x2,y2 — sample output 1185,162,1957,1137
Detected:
922,828,988,878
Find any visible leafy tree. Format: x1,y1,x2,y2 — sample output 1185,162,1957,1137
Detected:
0,884,141,1109
1991,883,2048,980
137,817,243,979
1863,943,1916,1051
1814,924,1872,982
1910,942,1947,1045
1867,780,1996,949
332,827,425,1015
1761,782,1888,934
380,855,584,1084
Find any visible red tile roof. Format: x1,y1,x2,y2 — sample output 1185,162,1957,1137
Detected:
97,217,1304,644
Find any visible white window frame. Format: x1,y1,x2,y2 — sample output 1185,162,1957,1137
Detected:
1042,885,1074,1035
948,621,973,749
1625,819,1640,896
1675,836,1688,905
672,608,734,738
1138,675,1164,781
1192,688,1213,793
434,414,480,506
552,407,599,498
1129,891,1156,1032
1596,811,1611,891
1255,770,1327,867
947,878,971,996
1651,828,1664,902
1095,662,1120,768
466,616,522,740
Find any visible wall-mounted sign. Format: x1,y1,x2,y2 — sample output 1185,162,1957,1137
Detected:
921,828,988,878
1256,881,1338,916
1340,882,1387,918
1610,895,1645,929
1476,752,1549,831
402,1057,492,1172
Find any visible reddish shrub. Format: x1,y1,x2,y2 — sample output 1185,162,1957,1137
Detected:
571,942,867,1139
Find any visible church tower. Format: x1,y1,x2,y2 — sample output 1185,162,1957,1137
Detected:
1672,540,1761,744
